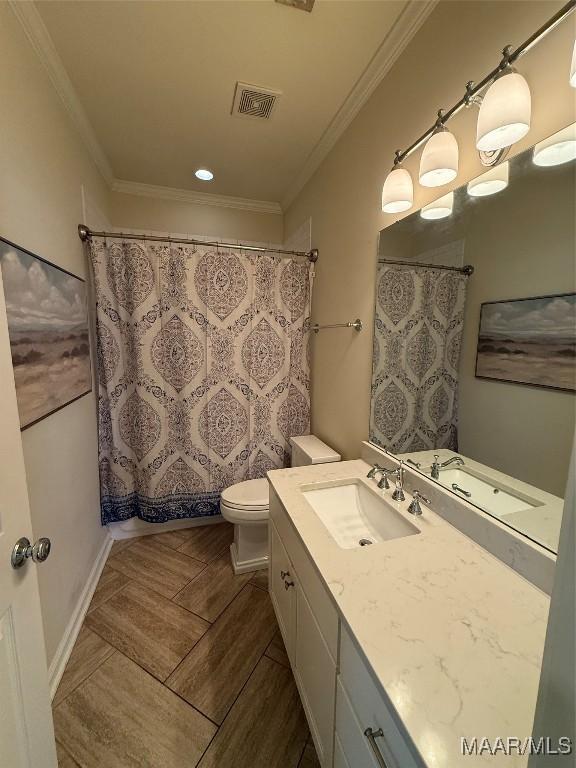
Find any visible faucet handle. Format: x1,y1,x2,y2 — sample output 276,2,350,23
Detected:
412,489,430,504
407,489,430,516
367,463,383,479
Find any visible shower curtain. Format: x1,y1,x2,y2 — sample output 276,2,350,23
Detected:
89,236,312,524
370,264,468,453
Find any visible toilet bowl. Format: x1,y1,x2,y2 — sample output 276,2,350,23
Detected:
221,435,340,574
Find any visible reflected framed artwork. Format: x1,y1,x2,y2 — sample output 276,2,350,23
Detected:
0,237,92,429
475,293,576,392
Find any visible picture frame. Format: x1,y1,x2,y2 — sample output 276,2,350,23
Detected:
0,236,92,429
475,292,576,393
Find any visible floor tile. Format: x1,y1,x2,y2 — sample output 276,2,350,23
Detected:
198,656,308,768
265,631,290,668
56,740,80,768
109,537,139,557
107,537,205,598
86,581,210,680
87,564,132,614
250,569,269,590
177,522,234,563
298,740,321,768
143,529,191,551
166,584,276,724
173,549,254,622
53,627,115,707
54,652,216,768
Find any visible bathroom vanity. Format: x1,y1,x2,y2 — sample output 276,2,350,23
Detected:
267,458,550,768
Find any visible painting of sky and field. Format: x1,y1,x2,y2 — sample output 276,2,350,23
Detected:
476,294,576,392
0,239,92,428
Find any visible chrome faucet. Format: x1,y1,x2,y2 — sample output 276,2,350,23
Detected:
391,461,405,502
430,454,465,480
407,490,430,516
367,464,398,490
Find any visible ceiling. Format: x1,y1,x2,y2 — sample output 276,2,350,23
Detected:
35,0,432,206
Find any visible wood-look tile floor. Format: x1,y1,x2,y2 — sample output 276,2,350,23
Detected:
53,523,320,768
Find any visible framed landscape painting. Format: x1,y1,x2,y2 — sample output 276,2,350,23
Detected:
0,237,92,429
475,293,576,392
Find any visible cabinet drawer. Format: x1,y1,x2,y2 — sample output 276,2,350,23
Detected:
335,679,380,768
340,625,422,768
269,486,339,660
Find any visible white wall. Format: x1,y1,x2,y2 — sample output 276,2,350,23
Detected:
0,3,110,666
284,0,576,460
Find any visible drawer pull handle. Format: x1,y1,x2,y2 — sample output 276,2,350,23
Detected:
280,570,290,580
364,728,388,768
284,579,295,590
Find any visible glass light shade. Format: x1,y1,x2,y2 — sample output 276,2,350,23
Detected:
420,191,454,220
570,41,576,87
476,71,531,151
533,123,576,166
419,129,459,187
467,162,509,197
195,168,214,181
382,167,413,213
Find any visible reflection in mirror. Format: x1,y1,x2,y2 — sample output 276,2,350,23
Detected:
371,124,576,554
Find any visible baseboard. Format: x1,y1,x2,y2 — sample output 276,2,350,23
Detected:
48,533,113,699
108,514,225,540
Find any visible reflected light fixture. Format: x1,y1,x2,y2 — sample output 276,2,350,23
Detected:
195,168,214,181
419,116,459,187
467,161,509,197
382,163,413,213
533,123,576,166
420,191,454,220
476,66,531,152
571,41,576,87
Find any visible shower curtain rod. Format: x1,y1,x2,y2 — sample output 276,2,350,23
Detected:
378,258,474,276
78,225,319,262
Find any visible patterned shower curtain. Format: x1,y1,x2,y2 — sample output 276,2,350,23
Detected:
89,237,312,524
370,264,468,453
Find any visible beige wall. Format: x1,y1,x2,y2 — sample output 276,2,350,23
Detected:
284,0,576,461
0,4,110,665
111,191,283,243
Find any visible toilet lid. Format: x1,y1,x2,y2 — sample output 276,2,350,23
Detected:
221,478,269,510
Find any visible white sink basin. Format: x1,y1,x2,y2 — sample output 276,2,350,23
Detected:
432,467,540,516
302,480,420,549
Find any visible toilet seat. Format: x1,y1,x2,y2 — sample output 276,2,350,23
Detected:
220,478,269,524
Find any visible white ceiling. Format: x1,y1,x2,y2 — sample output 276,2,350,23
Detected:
34,0,433,207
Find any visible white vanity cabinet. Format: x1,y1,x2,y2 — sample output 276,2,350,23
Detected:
269,489,338,767
269,487,423,768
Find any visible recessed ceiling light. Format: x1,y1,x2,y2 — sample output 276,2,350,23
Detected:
195,169,214,181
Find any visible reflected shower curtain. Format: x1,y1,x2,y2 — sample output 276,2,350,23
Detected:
370,264,468,453
89,237,312,524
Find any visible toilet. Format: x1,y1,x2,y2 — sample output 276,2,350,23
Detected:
221,435,340,574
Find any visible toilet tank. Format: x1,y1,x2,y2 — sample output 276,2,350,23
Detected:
289,435,341,467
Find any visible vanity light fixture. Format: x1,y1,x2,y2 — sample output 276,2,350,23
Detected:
467,161,509,197
382,159,413,213
380,2,575,214
476,65,531,152
195,168,214,181
533,123,576,166
419,114,459,187
420,191,454,220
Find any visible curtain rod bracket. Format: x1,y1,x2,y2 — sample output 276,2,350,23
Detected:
78,224,90,242
308,248,319,263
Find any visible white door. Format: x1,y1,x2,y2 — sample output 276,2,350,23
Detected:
0,269,57,767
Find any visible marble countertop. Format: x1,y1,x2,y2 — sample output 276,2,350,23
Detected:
267,459,550,768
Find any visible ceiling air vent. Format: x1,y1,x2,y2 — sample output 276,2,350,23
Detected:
231,82,281,120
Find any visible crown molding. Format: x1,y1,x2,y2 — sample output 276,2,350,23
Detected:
111,179,283,215
9,0,114,186
281,0,439,209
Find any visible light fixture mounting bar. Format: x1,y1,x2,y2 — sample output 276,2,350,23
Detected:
394,0,576,166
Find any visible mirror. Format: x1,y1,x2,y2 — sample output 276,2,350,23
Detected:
371,123,576,554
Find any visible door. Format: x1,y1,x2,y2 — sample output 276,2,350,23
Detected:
269,520,297,661
0,269,57,767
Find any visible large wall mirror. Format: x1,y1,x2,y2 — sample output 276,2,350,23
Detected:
371,123,575,555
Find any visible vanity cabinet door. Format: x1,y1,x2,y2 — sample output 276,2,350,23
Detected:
294,582,336,768
269,520,296,662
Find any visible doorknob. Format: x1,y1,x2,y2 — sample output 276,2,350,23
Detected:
11,537,51,569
